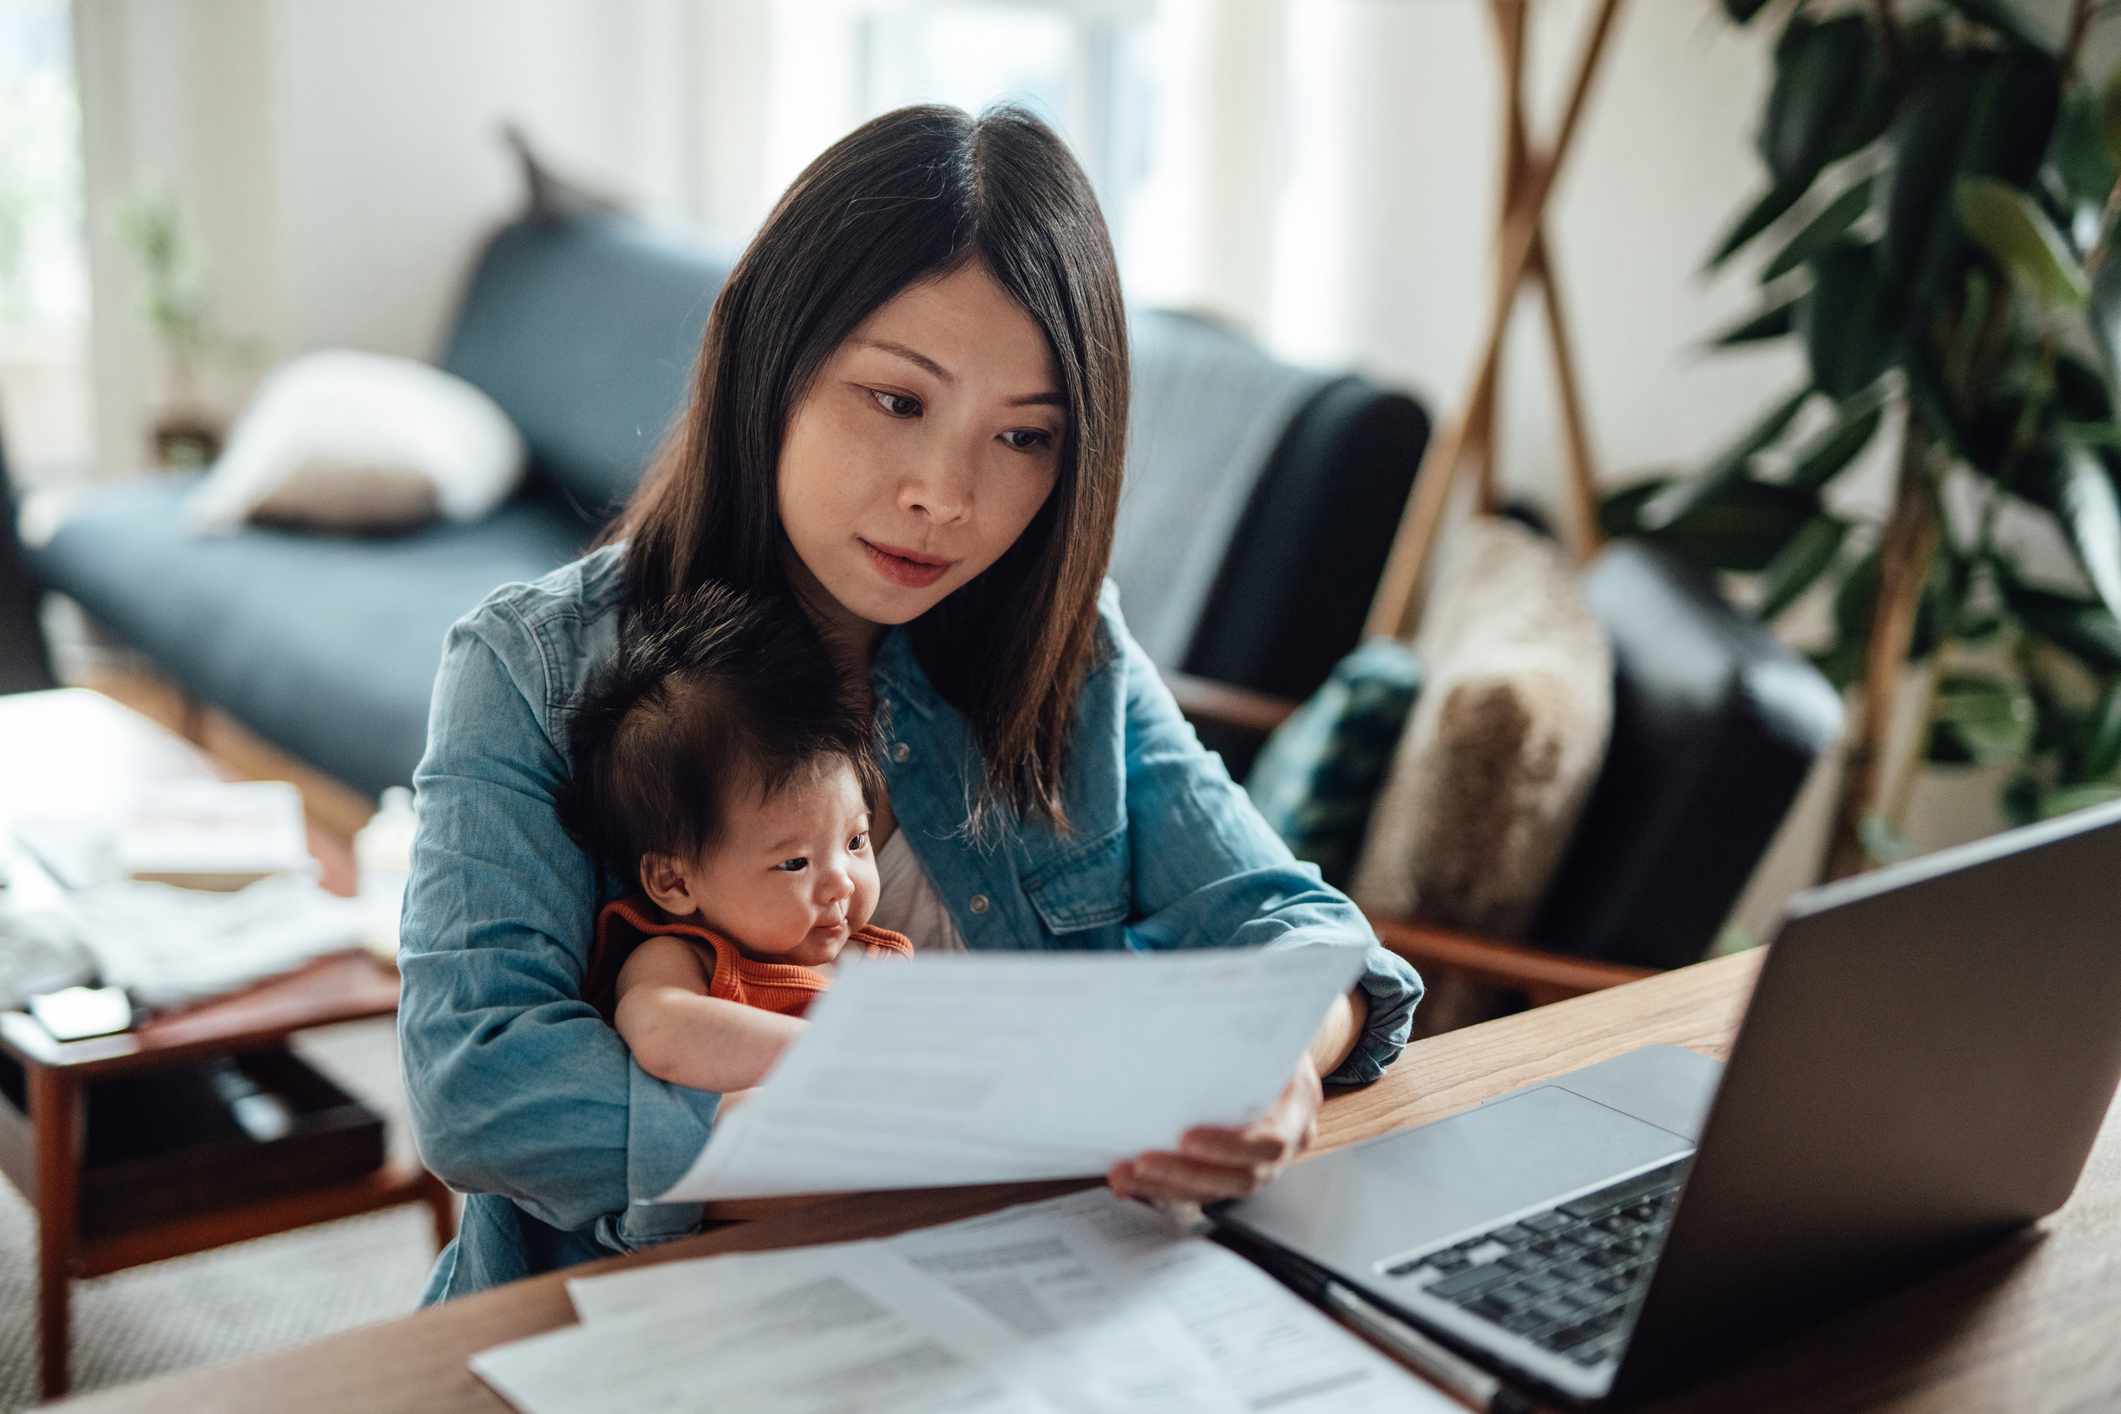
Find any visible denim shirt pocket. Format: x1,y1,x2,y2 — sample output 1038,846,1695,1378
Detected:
1020,822,1130,936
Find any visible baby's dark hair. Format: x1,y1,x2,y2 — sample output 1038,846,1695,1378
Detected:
557,581,881,885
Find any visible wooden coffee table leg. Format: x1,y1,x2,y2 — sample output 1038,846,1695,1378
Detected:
30,1065,84,1401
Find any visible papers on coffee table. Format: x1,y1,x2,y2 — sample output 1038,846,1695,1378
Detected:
469,1190,1460,1414
652,941,1371,1203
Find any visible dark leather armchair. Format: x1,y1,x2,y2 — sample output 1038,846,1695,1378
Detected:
1169,538,1845,1000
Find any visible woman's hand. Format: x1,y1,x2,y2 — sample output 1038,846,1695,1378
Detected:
1107,1052,1324,1204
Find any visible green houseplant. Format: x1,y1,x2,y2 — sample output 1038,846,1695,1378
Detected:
1606,0,2121,878
116,194,258,467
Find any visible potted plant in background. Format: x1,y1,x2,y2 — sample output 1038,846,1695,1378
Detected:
1605,0,2121,878
116,194,258,468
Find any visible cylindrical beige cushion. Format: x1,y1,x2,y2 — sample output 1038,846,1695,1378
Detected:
1350,517,1613,938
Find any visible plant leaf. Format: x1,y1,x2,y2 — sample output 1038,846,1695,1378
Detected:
1936,0,2050,52
2075,679,2121,779
1757,514,1850,620
2053,444,2121,622
2039,783,2121,817
2057,420,2121,451
2087,244,2121,398
1706,172,1815,271
1644,386,1812,529
1954,176,2089,309
2054,86,2118,211
1785,378,1891,490
1760,16,1873,182
2003,770,2045,826
1597,477,1676,541
2052,351,2114,421
1643,478,1822,574
2103,60,2121,162
1802,243,1904,400
1887,54,2061,311
1926,671,2037,766
1705,289,1802,347
1761,178,1875,284
2002,573,2121,671
1902,334,1975,462
2023,649,2082,755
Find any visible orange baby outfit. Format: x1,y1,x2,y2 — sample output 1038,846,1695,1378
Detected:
584,895,913,1023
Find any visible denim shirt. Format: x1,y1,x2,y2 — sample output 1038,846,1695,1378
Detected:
398,544,1423,1304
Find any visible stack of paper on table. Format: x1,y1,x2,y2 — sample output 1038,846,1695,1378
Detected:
116,779,314,890
470,1189,1461,1413
653,941,1371,1203
17,779,317,892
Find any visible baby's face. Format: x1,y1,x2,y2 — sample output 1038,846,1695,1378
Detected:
681,761,879,966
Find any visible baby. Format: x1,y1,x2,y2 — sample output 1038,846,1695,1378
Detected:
557,581,911,1094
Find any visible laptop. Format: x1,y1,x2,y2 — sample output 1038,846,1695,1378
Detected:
1213,800,2121,1407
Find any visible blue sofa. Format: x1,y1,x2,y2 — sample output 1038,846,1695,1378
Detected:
26,207,1430,800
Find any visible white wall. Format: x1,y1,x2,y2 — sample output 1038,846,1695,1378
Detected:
71,0,2112,927
74,0,774,474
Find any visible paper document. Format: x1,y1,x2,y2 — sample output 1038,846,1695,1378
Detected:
474,1244,1064,1414
543,1190,1459,1414
654,943,1368,1202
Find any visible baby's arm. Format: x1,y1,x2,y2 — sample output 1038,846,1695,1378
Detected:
611,936,806,1093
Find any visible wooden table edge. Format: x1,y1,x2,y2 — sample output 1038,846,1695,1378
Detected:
42,951,1776,1413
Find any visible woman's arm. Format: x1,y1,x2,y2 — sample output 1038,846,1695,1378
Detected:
1309,986,1371,1078
612,937,806,1092
397,612,722,1253
1109,587,1423,1086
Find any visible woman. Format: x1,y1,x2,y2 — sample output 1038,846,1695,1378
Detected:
398,103,1423,1304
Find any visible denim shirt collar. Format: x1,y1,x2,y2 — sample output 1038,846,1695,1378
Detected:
870,624,935,722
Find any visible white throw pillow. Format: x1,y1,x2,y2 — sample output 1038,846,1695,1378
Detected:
188,350,526,533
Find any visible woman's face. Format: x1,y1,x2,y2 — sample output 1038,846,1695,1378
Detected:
777,261,1068,648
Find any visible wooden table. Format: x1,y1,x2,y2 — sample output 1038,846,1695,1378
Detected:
46,945,2121,1412
0,689,455,1401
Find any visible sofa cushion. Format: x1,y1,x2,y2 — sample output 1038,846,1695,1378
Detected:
439,214,732,522
27,474,589,796
189,350,527,533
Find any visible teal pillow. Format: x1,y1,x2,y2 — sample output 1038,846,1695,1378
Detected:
1245,639,1423,888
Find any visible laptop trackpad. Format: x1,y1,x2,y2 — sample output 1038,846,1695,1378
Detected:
1224,1086,1695,1276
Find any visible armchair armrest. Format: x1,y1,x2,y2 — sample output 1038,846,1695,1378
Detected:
1367,912,1655,1006
1163,671,1300,742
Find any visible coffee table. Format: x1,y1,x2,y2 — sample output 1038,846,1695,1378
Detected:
0,689,454,1400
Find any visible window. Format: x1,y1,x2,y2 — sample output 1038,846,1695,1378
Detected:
0,0,90,486
843,0,1160,258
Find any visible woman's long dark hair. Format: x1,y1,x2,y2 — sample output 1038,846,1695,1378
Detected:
609,103,1128,844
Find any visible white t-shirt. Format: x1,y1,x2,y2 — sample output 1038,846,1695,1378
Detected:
867,828,968,953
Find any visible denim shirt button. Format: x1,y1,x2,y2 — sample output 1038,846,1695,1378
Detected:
892,742,911,763
969,894,989,914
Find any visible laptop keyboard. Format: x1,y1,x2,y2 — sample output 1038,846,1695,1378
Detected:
1382,1158,1690,1367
